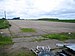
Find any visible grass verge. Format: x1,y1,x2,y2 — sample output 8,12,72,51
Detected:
0,19,11,29
31,37,48,42
42,32,75,41
0,35,12,46
21,28,36,32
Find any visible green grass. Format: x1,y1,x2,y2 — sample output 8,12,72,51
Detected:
21,28,36,32
42,32,75,41
0,35,12,46
58,20,75,23
0,19,11,29
8,47,36,56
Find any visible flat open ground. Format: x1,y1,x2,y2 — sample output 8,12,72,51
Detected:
1,20,75,53
7,20,75,37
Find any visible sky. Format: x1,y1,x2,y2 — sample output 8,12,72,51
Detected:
0,0,75,19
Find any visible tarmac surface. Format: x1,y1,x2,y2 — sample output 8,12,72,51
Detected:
1,20,75,53
7,20,75,36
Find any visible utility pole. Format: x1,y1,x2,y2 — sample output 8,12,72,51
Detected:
4,11,6,19
4,11,13,38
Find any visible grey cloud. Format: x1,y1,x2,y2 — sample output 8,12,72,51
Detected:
42,0,75,17
0,0,5,1
54,8,75,14
0,0,75,19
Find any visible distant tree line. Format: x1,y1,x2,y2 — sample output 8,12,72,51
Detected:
38,18,75,23
0,17,20,20
38,18,59,21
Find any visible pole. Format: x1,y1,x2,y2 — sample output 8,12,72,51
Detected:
4,11,6,19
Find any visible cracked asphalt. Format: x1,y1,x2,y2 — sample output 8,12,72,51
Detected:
1,20,75,53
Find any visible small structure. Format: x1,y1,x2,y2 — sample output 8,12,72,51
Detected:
31,46,54,56
13,17,20,20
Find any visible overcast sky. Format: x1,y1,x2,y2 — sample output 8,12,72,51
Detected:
0,0,75,19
